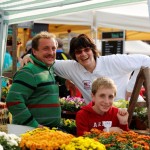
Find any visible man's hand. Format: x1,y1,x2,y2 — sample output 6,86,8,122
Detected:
20,54,34,68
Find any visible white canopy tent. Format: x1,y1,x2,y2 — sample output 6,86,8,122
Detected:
125,41,150,55
35,1,150,32
0,0,150,99
97,40,150,55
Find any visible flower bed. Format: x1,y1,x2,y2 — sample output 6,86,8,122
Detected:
19,127,106,150
1,127,150,150
83,128,150,150
19,127,74,150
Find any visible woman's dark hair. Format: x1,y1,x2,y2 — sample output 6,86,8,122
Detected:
69,34,100,61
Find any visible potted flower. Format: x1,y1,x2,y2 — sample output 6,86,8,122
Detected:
59,96,86,119
60,118,76,135
132,107,148,130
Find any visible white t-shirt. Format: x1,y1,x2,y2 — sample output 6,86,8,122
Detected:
54,54,150,104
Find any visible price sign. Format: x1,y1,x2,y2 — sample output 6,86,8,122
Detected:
102,40,123,56
101,31,124,56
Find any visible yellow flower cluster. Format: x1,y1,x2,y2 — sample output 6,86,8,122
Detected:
61,136,106,150
63,119,75,127
20,127,74,150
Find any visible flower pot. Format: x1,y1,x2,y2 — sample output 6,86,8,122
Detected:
135,118,148,130
61,110,77,119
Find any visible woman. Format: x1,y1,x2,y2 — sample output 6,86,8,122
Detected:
21,34,150,104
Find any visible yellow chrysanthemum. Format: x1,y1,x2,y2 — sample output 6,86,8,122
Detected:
60,136,106,150
20,127,74,150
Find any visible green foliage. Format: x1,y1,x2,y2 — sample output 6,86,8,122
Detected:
113,99,129,108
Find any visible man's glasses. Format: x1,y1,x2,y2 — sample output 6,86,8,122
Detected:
75,47,91,55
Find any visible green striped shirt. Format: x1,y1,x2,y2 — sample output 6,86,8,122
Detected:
6,55,61,128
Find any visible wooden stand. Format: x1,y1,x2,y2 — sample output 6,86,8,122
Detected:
128,67,150,133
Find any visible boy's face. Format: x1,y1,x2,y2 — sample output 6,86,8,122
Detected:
92,87,115,114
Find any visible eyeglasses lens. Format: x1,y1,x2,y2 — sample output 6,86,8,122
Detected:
75,47,91,55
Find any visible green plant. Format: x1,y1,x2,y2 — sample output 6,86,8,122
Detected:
134,107,147,120
113,99,129,108
133,107,148,129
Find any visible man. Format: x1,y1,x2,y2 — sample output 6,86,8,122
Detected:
6,31,61,128
21,34,150,104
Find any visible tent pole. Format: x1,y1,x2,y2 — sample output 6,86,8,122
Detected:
0,12,8,101
148,0,150,19
12,24,18,75
91,11,98,45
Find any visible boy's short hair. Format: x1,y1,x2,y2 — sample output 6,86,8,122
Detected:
92,77,117,96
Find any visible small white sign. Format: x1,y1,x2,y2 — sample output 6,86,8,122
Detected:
103,121,112,132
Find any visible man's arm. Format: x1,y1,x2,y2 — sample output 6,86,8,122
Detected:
6,68,39,127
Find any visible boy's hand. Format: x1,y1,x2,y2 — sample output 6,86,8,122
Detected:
104,127,123,133
118,108,127,116
117,108,129,125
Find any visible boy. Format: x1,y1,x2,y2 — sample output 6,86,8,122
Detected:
76,77,129,136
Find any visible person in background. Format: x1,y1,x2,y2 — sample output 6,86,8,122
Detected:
2,50,13,87
21,40,32,58
55,38,71,98
76,77,129,136
6,31,61,128
3,50,12,72
21,34,150,104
